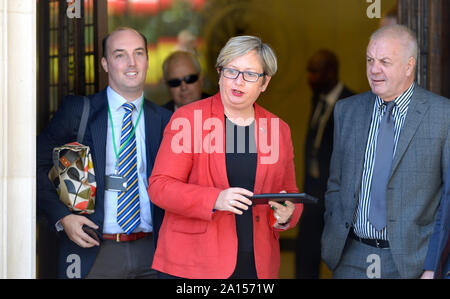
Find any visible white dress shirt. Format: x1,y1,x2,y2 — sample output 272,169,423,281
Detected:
353,83,414,240
103,86,152,234
308,82,344,179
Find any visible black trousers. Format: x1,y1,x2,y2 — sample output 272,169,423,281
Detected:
295,193,325,278
229,251,258,279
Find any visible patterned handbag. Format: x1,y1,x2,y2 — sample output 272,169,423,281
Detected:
48,97,96,214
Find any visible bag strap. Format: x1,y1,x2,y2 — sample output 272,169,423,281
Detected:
52,96,90,171
77,96,90,143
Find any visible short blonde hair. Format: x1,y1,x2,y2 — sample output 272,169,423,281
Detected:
215,35,278,77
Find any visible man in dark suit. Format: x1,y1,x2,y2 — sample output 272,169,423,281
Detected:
321,24,450,278
422,161,450,279
162,51,209,111
296,49,354,278
37,27,172,278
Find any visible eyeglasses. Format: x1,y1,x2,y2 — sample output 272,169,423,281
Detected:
166,74,199,88
220,67,265,82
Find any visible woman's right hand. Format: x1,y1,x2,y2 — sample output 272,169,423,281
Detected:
214,187,253,215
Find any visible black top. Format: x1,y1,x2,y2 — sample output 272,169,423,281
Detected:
225,116,258,278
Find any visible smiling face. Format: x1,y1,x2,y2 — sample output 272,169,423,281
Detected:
101,29,149,101
218,50,271,118
366,36,415,102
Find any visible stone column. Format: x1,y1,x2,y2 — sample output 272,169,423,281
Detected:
0,0,36,279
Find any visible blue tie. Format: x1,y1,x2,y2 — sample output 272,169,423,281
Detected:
369,101,395,231
117,102,140,234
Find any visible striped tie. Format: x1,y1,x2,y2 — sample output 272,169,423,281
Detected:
117,102,140,234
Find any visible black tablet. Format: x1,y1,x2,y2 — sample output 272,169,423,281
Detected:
249,193,318,205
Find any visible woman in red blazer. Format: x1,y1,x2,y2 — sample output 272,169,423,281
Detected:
148,36,302,279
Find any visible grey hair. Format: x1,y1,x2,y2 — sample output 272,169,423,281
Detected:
370,24,418,62
162,51,202,80
215,35,278,77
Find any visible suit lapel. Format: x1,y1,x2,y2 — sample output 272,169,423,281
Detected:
206,94,271,193
390,87,429,176
143,100,161,175
209,94,230,189
353,93,375,194
253,104,269,194
89,89,108,197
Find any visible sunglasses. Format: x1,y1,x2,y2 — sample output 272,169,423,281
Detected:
167,74,199,88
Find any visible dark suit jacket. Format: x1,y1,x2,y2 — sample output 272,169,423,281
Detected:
321,85,450,278
162,92,210,112
424,161,450,278
37,88,172,278
304,85,354,198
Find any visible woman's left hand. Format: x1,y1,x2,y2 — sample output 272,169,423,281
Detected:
268,200,295,226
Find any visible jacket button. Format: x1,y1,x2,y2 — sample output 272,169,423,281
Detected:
255,216,260,222
345,222,350,229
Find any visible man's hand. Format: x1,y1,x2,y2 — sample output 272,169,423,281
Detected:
60,214,100,248
420,270,434,279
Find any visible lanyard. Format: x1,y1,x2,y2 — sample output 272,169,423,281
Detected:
107,100,144,173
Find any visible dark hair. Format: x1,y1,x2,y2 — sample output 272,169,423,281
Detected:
310,49,339,76
102,27,148,59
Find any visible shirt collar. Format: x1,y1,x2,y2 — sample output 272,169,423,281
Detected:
376,82,415,115
320,81,344,106
107,86,144,113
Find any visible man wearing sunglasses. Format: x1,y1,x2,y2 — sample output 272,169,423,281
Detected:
162,51,209,111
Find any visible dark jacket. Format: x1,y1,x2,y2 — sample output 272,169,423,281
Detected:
37,88,172,278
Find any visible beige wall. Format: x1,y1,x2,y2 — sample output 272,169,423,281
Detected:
0,0,36,278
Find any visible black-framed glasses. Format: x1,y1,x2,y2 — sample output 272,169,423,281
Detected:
166,74,199,88
220,67,265,82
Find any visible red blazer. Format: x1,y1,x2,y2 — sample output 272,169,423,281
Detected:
148,93,302,278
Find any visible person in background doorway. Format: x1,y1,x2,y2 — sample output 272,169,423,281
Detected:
162,51,209,111
296,49,354,279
